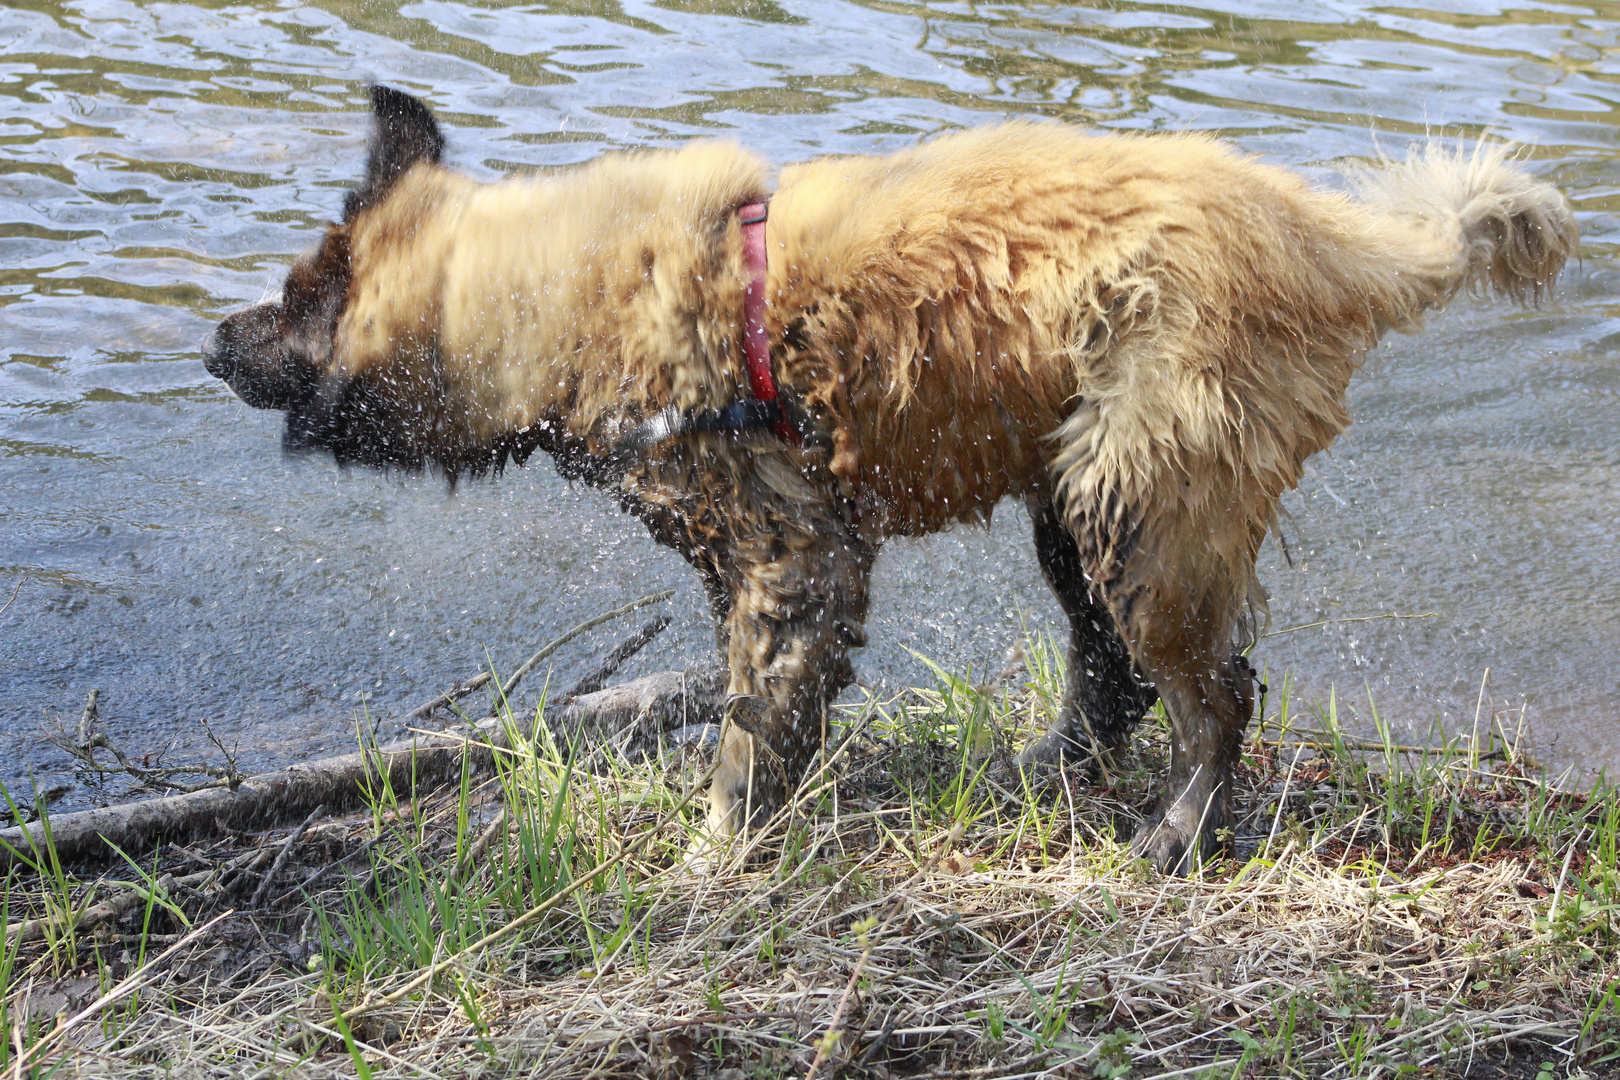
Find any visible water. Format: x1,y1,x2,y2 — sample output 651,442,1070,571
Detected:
2,0,1617,803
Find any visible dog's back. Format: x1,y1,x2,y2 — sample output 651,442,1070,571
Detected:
765,124,1574,569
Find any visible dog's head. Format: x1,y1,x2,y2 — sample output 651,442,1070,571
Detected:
202,85,444,460
207,84,774,478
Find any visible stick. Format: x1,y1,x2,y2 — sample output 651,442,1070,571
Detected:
490,590,676,714
559,615,673,700
5,877,162,947
0,574,23,618
804,821,966,1080
76,688,99,749
1,668,723,869
56,690,243,796
397,672,496,725
554,668,727,766
274,836,381,906
250,804,325,909
1471,667,1491,774
451,808,509,885
398,589,674,724
3,844,269,946
1255,735,1538,770
0,719,506,871
1263,611,1437,638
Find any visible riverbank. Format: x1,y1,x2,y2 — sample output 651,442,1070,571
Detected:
3,643,1616,1079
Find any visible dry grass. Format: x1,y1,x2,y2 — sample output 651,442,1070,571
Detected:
4,640,1618,1080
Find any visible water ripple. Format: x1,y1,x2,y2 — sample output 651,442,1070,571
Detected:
2,0,1618,798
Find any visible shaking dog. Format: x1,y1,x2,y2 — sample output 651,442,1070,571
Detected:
205,87,1576,871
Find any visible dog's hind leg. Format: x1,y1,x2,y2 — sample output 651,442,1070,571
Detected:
1016,498,1157,777
1095,527,1262,874
1125,636,1255,874
1052,408,1266,871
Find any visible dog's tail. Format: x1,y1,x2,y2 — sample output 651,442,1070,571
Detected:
1347,142,1577,326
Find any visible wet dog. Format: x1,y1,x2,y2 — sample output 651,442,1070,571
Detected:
205,86,1575,871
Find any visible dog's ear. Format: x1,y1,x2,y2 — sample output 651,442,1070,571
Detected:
343,85,445,222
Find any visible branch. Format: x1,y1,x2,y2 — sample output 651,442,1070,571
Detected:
489,589,677,714
0,574,23,617
250,803,326,908
557,614,672,700
48,691,245,796
397,589,676,724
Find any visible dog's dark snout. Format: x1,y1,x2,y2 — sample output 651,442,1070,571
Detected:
202,307,299,411
200,326,230,379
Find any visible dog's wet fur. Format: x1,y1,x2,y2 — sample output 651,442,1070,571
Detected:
205,86,1576,872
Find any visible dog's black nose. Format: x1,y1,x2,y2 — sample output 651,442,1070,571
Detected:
201,328,229,379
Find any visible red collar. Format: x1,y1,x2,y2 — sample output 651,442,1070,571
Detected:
613,202,800,456
738,201,799,444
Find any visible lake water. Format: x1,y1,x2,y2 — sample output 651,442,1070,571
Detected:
2,0,1617,804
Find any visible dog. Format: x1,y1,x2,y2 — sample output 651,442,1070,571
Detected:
204,86,1576,872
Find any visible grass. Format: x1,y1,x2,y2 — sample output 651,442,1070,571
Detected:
2,635,1618,1079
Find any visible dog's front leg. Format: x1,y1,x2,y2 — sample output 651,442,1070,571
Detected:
706,587,854,840
700,457,873,849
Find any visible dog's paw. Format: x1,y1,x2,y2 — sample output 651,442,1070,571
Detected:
1014,723,1117,781
1129,793,1226,875
723,693,773,736
1129,819,1206,875
678,827,741,877
675,842,720,877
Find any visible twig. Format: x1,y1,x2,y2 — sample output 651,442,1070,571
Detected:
397,591,675,724
805,820,966,1080
398,671,496,725
0,574,22,618
1256,735,1539,771
1471,667,1491,774
450,807,510,886
52,690,244,795
76,688,99,752
250,804,326,909
1260,737,1477,758
559,614,673,700
1264,744,1307,854
1263,611,1437,638
490,590,677,714
274,836,381,906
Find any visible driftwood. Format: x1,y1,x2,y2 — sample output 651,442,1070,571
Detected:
0,670,727,870
555,667,726,762
5,873,176,946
